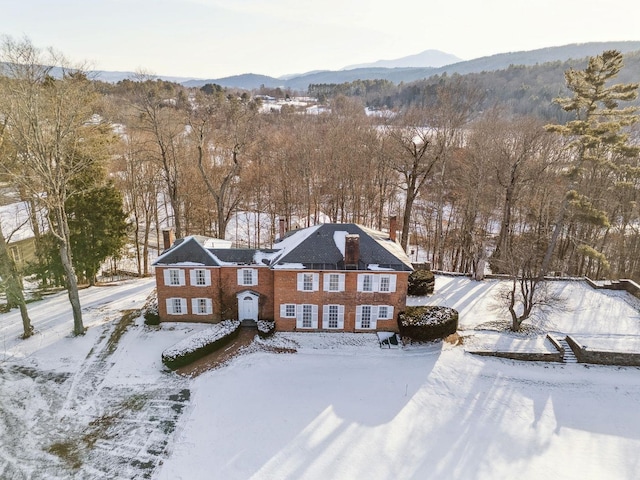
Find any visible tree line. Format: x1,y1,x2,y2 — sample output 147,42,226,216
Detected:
0,36,639,337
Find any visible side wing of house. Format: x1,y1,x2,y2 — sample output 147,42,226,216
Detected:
270,223,412,333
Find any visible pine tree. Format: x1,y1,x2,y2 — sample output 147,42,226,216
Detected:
541,50,640,277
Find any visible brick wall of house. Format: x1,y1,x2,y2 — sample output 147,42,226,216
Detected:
273,270,409,333
156,265,276,323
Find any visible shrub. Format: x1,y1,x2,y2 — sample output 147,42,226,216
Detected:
143,302,160,325
257,320,275,338
398,306,458,341
408,269,435,296
161,320,241,369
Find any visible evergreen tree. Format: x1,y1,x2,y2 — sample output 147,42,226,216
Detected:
541,50,640,276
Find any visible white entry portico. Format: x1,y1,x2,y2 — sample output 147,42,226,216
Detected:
237,291,259,321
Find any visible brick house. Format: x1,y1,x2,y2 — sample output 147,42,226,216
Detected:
153,223,413,332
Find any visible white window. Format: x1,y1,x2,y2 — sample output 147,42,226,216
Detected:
296,304,318,329
357,305,374,329
166,297,187,315
377,305,394,320
357,274,396,292
190,269,211,286
322,304,344,329
280,304,297,318
297,272,319,292
237,268,258,286
164,269,186,286
323,273,345,292
190,298,212,315
357,274,376,292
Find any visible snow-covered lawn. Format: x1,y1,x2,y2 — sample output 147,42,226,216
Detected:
1,275,639,479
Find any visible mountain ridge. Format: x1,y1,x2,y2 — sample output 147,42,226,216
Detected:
91,41,640,90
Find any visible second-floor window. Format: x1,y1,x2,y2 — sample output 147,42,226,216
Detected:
297,272,319,291
191,269,211,286
237,268,258,286
357,274,396,292
324,273,345,292
164,268,185,286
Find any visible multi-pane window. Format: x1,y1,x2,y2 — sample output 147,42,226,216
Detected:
327,305,339,328
280,304,297,318
297,272,319,291
238,268,258,286
357,274,396,292
378,305,390,319
360,305,372,328
195,270,206,285
324,273,345,292
166,297,187,315
169,269,182,285
192,298,212,315
302,304,313,328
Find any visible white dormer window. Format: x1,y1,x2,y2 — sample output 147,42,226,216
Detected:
164,268,186,286
237,268,258,286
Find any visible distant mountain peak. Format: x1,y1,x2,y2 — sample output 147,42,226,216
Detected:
342,49,462,70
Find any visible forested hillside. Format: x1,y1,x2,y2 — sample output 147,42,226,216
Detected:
1,36,639,324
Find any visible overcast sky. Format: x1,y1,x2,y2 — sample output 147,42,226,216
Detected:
2,0,640,79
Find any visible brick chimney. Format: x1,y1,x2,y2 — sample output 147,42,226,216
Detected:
279,217,286,240
344,234,360,269
162,229,175,251
389,215,397,242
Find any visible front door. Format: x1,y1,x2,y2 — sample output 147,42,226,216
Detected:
237,291,259,321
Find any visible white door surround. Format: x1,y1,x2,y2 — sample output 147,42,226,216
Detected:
237,291,259,321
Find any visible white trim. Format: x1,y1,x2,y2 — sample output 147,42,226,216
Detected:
280,303,297,318
297,272,319,292
237,268,258,286
322,304,344,329
296,304,318,329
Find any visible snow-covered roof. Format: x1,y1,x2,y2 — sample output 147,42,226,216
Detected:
0,201,46,243
153,224,413,271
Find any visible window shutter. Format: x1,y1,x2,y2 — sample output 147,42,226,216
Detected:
338,305,345,329
355,305,362,328
178,270,186,286
389,275,397,292
191,298,198,313
338,274,345,292
323,274,330,291
189,270,197,286
371,305,379,320
237,269,244,285
322,305,329,328
312,304,319,328
280,304,287,318
357,274,364,292
297,273,304,291
206,299,213,314
166,298,174,314
296,305,303,327
163,269,171,286
372,275,379,292
203,270,211,286
387,306,394,320
251,269,258,286
312,273,319,292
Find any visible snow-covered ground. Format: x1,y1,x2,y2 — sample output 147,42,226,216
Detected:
1,275,639,479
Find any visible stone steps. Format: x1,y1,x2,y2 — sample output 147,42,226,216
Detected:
557,337,578,363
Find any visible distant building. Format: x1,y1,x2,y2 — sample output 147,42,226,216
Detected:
152,222,412,332
0,201,44,270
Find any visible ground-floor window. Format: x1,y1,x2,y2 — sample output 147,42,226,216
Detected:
323,304,344,329
192,298,213,315
166,297,187,315
356,305,394,329
295,304,318,329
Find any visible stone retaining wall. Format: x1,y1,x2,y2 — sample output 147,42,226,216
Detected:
566,335,640,367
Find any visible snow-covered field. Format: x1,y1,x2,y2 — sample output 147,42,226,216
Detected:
1,275,640,479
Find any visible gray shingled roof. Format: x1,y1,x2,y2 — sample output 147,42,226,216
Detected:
153,224,413,271
272,223,412,271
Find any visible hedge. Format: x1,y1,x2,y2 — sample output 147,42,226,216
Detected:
161,320,241,369
257,320,275,338
398,306,458,341
408,270,435,296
